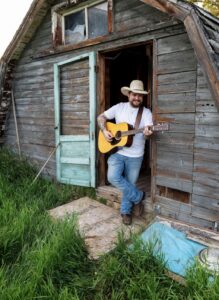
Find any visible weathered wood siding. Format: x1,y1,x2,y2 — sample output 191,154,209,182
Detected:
192,65,219,224
114,0,172,32
155,33,197,193
5,0,180,176
5,12,56,175
154,33,219,228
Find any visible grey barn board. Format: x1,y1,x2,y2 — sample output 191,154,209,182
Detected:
192,66,219,215
155,32,196,195
1,0,219,230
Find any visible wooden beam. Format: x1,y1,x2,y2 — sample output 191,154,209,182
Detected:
151,39,158,203
97,53,106,186
108,0,113,34
140,0,189,21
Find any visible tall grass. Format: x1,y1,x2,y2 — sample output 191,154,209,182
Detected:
0,148,218,299
2,217,94,299
93,235,183,300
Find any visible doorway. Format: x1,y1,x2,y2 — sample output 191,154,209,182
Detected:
97,42,153,198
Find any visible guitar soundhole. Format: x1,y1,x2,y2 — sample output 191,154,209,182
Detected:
110,138,120,145
110,131,121,145
115,131,121,140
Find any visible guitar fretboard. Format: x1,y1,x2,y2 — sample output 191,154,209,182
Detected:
120,124,168,137
120,128,143,137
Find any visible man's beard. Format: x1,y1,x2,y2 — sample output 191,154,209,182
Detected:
130,100,142,108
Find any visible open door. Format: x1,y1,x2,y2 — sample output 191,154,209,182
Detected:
54,52,96,187
98,43,153,193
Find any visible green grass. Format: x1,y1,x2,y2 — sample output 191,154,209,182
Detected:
0,148,218,299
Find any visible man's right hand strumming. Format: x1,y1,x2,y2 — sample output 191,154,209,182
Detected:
102,129,113,142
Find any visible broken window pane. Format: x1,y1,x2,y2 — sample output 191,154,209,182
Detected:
88,2,108,39
65,10,86,44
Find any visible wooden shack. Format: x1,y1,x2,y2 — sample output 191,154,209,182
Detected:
0,0,219,229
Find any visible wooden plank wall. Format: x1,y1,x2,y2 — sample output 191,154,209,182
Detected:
4,0,180,178
155,33,196,193
192,65,219,225
5,13,57,176
114,0,172,32
154,33,210,228
155,33,219,228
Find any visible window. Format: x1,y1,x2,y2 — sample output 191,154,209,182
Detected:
53,1,109,46
88,3,108,39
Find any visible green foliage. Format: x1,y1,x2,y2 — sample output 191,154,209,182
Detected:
0,148,218,299
187,0,219,17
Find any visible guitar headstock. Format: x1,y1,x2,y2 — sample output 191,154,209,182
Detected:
151,123,169,132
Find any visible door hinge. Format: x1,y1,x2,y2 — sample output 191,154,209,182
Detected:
94,65,99,73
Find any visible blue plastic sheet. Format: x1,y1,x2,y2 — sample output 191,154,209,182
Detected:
139,222,206,276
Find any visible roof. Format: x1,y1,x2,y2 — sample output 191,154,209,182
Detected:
195,5,219,71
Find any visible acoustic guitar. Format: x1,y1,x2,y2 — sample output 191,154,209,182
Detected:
98,122,169,153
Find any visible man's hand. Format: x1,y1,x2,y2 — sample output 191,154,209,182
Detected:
143,126,153,137
102,129,113,142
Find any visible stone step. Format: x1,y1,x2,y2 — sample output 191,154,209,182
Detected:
49,197,154,259
96,184,153,212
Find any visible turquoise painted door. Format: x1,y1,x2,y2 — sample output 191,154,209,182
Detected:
54,52,96,187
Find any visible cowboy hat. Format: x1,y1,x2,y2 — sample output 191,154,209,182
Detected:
121,80,148,97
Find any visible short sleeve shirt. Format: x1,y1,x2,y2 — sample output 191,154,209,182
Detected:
104,102,153,157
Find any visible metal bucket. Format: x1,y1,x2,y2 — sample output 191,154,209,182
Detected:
198,247,219,273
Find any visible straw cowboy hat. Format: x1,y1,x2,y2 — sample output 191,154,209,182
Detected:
121,80,148,97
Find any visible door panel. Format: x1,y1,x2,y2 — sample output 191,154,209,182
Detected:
60,58,90,135
54,52,96,187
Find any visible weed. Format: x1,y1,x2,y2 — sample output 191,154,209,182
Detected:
97,197,107,205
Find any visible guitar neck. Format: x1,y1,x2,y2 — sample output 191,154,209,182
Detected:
121,128,144,137
116,123,169,139
120,124,167,137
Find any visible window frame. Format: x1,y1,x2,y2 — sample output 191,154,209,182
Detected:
52,0,112,48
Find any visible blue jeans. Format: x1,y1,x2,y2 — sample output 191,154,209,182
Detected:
107,153,144,215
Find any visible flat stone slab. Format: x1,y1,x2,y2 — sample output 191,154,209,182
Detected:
49,197,152,259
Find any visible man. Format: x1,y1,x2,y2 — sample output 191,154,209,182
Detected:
97,80,153,225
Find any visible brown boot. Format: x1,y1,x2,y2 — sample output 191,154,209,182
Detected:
133,192,145,217
121,214,132,225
